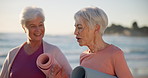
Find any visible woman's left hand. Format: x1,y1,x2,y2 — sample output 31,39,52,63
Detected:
48,64,68,78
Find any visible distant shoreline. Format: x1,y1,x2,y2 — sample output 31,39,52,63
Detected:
0,21,148,37
105,21,148,37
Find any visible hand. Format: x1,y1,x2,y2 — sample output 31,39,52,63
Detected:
48,64,68,78
55,67,68,78
48,64,61,78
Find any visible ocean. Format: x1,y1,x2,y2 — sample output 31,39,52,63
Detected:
0,33,148,76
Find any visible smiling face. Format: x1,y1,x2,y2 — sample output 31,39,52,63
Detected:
74,18,96,46
23,16,45,42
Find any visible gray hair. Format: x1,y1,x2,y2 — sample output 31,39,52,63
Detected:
20,6,45,26
74,7,108,34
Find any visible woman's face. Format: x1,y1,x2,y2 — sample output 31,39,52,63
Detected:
74,19,95,46
23,17,45,42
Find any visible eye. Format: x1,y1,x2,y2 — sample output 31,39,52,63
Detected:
75,24,82,28
40,23,43,26
78,27,83,29
39,24,43,27
39,23,44,27
30,25,36,28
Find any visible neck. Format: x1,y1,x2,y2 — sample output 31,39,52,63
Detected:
24,39,42,55
26,39,42,48
87,34,108,53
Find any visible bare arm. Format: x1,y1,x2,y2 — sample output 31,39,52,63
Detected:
114,51,133,78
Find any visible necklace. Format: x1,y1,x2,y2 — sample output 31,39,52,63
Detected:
24,44,40,55
89,43,110,53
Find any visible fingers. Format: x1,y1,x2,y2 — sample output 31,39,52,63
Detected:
49,64,61,77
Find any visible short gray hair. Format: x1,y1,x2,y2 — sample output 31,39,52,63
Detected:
74,7,108,34
20,6,45,26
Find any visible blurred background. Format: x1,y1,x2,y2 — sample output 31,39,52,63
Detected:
0,0,148,78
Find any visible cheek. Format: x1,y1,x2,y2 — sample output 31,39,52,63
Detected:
28,29,34,34
42,28,45,33
25,29,34,38
27,31,33,38
81,31,89,43
84,34,91,43
83,31,94,43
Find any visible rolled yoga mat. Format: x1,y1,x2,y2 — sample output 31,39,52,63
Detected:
71,66,117,78
36,53,61,77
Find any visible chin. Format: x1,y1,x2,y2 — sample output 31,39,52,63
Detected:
79,44,83,46
78,43,84,46
36,36,43,40
34,37,43,41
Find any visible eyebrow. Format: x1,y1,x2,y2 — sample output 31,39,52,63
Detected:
28,24,35,26
74,24,82,27
40,21,44,23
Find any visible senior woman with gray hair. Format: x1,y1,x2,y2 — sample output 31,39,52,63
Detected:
74,7,133,78
0,6,72,78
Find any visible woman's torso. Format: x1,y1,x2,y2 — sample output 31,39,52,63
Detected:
10,43,46,78
80,44,122,76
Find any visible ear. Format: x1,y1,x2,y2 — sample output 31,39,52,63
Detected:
95,24,100,33
22,25,26,33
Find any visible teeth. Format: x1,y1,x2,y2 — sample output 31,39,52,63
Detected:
35,33,41,36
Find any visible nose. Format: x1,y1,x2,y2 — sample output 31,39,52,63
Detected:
35,26,41,32
74,28,78,35
36,26,39,30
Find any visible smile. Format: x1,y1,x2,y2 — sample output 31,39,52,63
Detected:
34,33,42,36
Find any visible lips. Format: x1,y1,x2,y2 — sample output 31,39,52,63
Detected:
76,37,81,42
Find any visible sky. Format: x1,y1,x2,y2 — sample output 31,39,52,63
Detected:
0,0,148,35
